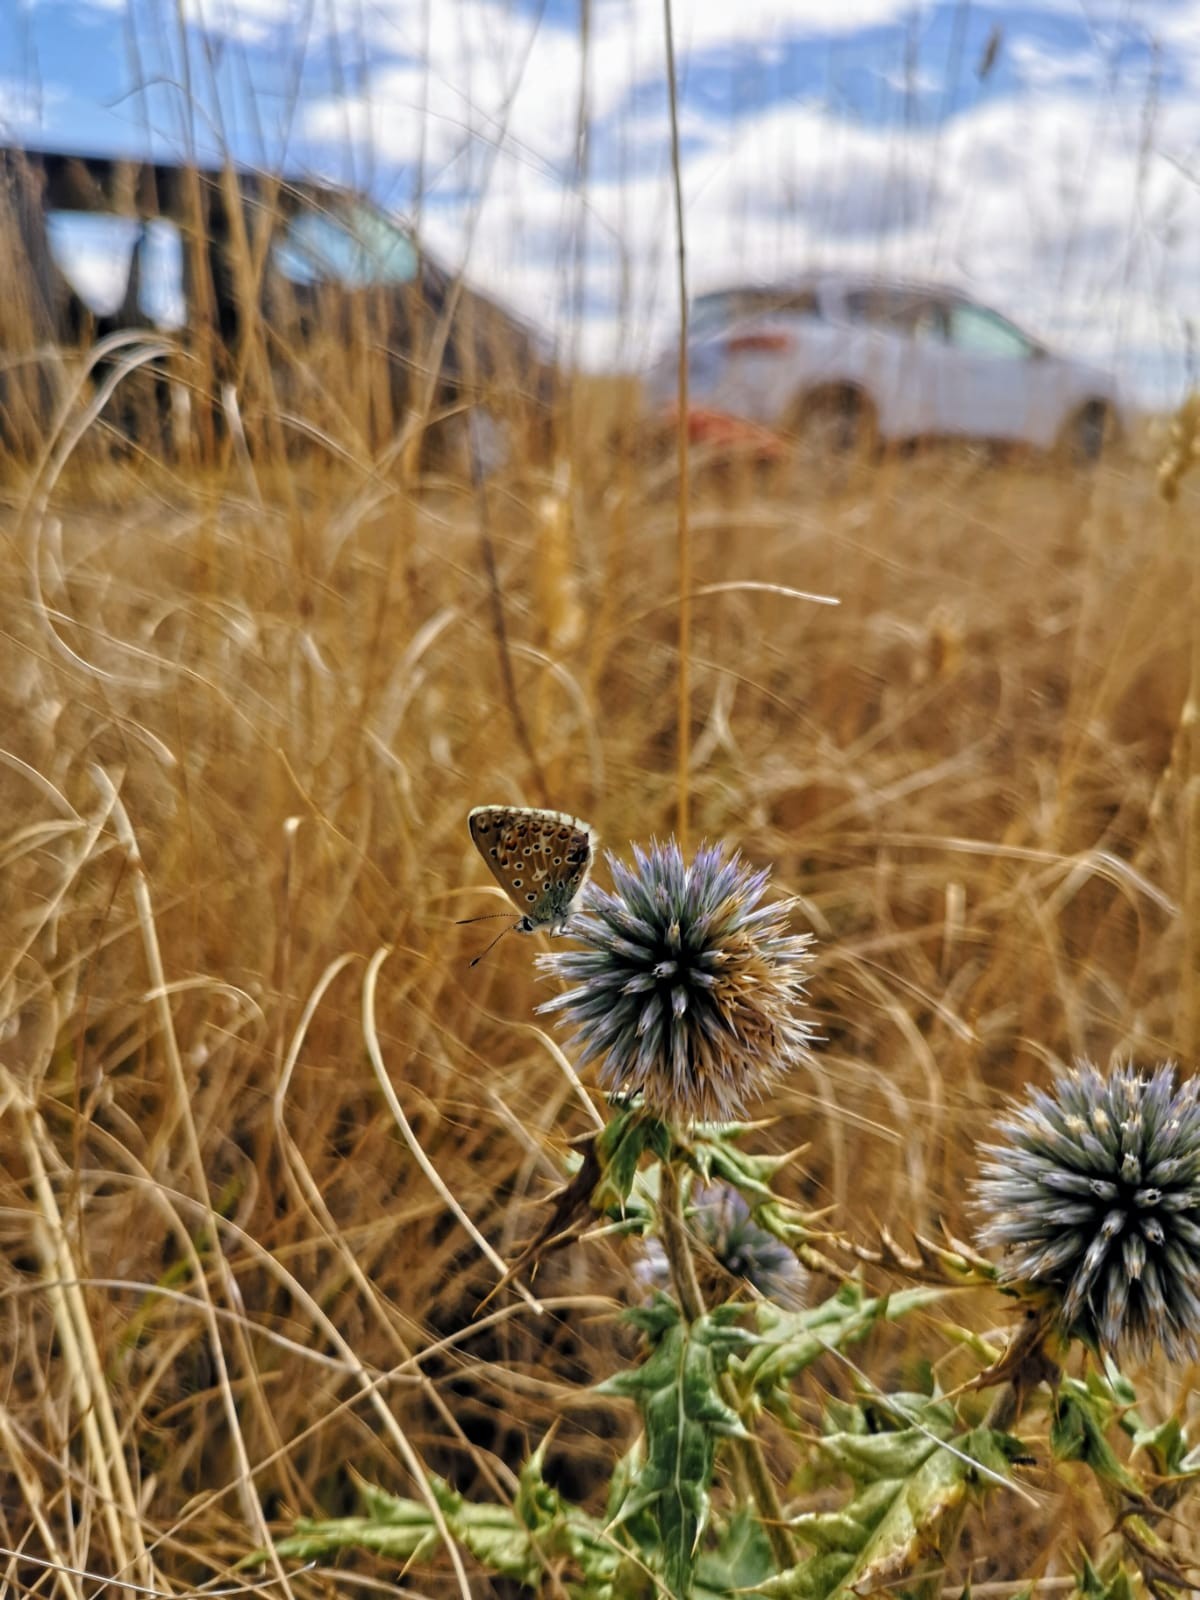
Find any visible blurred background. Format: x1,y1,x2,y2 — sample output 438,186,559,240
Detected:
3,0,1198,402
1,2,1198,1596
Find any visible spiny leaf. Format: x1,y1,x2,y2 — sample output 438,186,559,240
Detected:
683,1125,799,1205
600,1295,754,1598
1130,1415,1191,1481
263,1510,440,1568
749,1424,1023,1600
251,1467,619,1591
694,1507,776,1596
815,1415,958,1482
1118,1510,1199,1596
796,1392,957,1497
736,1280,949,1402
682,1127,838,1273
1074,1552,1142,1600
1052,1379,1145,1500
1099,1367,1200,1497
596,1109,671,1211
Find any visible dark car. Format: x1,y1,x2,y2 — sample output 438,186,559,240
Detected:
0,144,556,468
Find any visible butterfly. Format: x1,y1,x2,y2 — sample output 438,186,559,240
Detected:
460,805,596,966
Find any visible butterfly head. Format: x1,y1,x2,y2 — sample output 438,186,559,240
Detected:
513,907,574,936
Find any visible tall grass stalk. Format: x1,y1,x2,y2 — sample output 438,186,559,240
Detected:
663,0,692,850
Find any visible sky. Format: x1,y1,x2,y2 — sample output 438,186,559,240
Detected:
2,0,1199,404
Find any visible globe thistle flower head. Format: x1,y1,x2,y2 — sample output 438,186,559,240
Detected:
636,1183,809,1308
973,1061,1200,1363
537,838,814,1124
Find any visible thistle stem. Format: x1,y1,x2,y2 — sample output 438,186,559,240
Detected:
658,1161,799,1572
984,1381,1019,1433
658,1161,705,1320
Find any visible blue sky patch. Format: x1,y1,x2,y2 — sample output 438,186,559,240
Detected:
3,0,1198,401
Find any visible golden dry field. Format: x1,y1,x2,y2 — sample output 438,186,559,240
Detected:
2,380,1199,1593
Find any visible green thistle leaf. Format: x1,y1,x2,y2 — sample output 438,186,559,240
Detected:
594,1109,671,1211
735,1280,949,1407
749,1422,1023,1600
1051,1378,1144,1498
682,1126,838,1275
694,1507,776,1596
251,1465,618,1591
599,1296,755,1598
1074,1553,1141,1600
1129,1414,1200,1485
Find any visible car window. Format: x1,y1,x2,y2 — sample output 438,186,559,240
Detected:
46,210,141,314
689,287,819,336
845,287,905,326
272,203,419,288
137,220,186,330
47,211,189,329
753,289,819,318
946,304,1032,359
689,293,738,337
844,287,945,341
908,302,946,341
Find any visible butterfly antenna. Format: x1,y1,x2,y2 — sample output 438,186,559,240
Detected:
468,924,516,968
456,912,521,925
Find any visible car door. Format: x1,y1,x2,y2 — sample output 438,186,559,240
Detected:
708,289,822,424
838,287,944,439
930,301,1047,442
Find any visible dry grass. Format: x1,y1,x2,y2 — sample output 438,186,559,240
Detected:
1,345,1199,1595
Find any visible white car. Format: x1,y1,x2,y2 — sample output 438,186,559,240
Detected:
643,274,1128,461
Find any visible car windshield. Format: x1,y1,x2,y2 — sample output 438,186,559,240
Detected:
945,304,1033,359
272,202,419,288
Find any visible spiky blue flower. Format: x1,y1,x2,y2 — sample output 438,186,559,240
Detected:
636,1183,809,1308
973,1061,1200,1362
537,839,814,1124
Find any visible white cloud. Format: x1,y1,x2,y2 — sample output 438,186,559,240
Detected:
415,68,1200,402
0,73,67,133
49,0,1200,400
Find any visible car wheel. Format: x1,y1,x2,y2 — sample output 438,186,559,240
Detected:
788,386,878,469
1065,401,1117,465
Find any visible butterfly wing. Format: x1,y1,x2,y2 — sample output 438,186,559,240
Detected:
468,806,595,927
